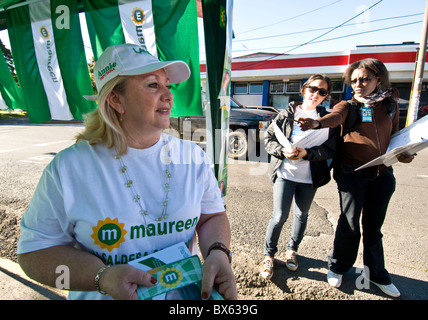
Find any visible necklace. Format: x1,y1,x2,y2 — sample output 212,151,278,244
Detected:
115,134,172,222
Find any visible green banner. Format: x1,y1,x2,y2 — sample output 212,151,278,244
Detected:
83,0,125,61
4,0,201,122
202,0,231,189
152,0,202,117
83,0,202,117
0,49,25,110
6,5,51,123
51,0,96,118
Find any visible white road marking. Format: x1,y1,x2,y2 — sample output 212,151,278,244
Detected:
0,140,70,153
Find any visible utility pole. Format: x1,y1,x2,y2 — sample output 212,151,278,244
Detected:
406,0,428,126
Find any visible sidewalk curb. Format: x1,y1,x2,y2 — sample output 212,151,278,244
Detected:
0,258,67,300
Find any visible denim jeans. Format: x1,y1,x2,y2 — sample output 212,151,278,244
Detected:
264,177,317,256
328,164,396,285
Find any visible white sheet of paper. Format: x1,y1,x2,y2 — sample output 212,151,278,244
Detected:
355,115,428,171
273,121,329,153
273,121,294,153
128,242,191,272
356,138,428,170
293,128,329,149
388,114,428,151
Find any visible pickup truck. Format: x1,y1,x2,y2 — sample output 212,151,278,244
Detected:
168,97,278,159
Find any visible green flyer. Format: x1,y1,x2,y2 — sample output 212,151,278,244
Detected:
137,255,223,300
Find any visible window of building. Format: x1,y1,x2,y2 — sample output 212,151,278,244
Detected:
270,82,285,94
268,81,302,110
234,82,264,95
286,81,301,93
331,80,344,93
329,80,345,104
249,82,263,94
234,83,248,94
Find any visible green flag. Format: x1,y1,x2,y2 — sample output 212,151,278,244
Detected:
6,4,51,123
84,0,202,117
83,0,126,61
202,0,232,187
152,0,202,117
51,0,96,118
6,0,96,122
0,49,24,110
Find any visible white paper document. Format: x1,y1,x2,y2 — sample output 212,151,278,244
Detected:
273,121,329,153
356,115,428,170
273,121,293,153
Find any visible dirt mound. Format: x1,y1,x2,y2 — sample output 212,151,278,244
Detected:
0,205,21,262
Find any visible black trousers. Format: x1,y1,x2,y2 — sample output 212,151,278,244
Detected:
328,164,396,285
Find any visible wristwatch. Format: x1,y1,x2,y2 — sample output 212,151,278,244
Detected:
207,242,232,263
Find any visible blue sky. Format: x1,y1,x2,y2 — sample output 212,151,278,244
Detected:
230,0,426,57
1,0,425,60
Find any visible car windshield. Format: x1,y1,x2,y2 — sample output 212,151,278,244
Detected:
230,98,242,108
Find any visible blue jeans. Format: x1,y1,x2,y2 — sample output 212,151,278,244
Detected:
328,164,396,285
264,177,317,256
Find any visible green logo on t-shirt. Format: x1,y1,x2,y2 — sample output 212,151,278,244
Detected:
91,217,127,252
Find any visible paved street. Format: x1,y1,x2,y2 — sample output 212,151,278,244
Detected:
0,121,427,300
226,145,428,300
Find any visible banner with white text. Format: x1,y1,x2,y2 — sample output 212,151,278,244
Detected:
29,0,73,120
118,0,157,56
84,0,202,116
6,0,95,122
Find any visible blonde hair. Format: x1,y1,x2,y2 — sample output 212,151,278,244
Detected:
76,76,129,155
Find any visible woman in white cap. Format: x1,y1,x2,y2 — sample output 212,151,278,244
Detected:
17,44,236,300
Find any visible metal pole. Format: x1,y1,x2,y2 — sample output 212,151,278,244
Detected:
406,0,428,126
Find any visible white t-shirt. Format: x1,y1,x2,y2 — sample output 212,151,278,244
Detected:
17,134,224,300
277,106,322,184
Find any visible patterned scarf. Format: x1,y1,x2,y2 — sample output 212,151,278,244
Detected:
354,88,393,108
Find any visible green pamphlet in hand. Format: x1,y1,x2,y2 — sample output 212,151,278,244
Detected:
137,255,223,300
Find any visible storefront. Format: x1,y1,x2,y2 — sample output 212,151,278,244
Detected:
201,42,428,125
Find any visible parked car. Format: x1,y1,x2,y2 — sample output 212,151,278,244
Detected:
168,97,278,158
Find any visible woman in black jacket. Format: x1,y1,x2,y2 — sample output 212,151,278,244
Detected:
261,74,338,280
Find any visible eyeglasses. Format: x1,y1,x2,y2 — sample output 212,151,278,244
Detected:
350,76,374,85
307,86,328,96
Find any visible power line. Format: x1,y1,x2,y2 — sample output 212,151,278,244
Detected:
232,20,421,53
234,13,423,43
284,0,384,54
233,0,384,70
239,0,344,35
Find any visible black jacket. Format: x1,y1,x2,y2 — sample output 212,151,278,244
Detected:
264,101,339,188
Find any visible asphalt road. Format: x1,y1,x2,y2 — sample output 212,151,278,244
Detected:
0,121,427,300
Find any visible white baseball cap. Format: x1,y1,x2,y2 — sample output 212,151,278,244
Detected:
84,44,190,101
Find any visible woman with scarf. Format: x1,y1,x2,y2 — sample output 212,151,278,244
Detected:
297,58,415,298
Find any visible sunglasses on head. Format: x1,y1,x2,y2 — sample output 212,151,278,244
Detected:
307,86,328,96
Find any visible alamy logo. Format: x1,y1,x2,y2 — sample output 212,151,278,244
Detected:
355,265,370,290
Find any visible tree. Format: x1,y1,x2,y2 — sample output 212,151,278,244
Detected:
87,56,96,93
0,38,18,84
